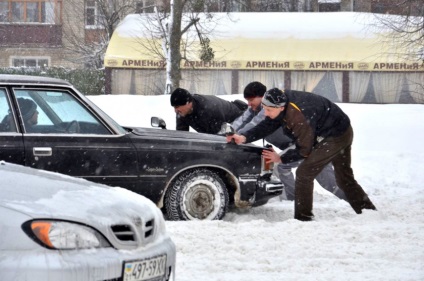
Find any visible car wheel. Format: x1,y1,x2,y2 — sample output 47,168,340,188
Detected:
165,169,229,221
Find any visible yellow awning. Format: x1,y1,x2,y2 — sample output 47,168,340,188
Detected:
105,12,423,72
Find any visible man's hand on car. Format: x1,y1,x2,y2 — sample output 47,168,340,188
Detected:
226,134,246,144
262,146,282,164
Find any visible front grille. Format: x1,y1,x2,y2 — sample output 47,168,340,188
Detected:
144,219,154,238
111,224,135,241
111,219,155,244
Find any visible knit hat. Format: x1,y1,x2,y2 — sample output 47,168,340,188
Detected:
243,81,267,99
261,88,287,107
17,98,37,121
170,88,193,107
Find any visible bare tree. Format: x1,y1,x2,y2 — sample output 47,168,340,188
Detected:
373,0,424,63
62,0,139,69
142,0,310,94
166,0,184,94
372,0,424,99
134,0,220,94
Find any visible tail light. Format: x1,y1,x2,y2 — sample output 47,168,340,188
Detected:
261,155,274,173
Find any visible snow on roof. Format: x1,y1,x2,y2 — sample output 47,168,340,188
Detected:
115,12,378,40
318,0,341,3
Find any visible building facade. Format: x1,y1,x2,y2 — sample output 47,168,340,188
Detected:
0,0,421,69
0,0,71,68
0,0,155,69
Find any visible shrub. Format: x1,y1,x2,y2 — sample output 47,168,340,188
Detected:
0,68,105,96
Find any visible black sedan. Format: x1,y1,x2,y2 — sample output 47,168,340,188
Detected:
0,74,283,220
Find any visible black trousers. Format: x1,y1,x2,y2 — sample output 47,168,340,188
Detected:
294,126,373,219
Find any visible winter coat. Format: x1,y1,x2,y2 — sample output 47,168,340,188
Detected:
176,94,247,134
242,90,350,163
232,105,294,150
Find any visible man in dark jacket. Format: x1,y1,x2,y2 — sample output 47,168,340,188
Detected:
170,88,247,134
227,88,376,221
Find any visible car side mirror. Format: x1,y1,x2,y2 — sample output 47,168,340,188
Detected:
151,116,167,129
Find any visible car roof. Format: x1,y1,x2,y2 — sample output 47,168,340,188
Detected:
0,74,72,86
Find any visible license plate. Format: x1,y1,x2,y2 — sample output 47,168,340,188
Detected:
123,255,167,281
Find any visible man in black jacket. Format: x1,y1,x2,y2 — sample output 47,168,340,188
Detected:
170,88,247,134
227,88,376,221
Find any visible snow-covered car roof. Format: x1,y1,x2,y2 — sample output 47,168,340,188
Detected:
0,74,71,86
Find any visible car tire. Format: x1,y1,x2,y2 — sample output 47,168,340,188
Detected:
165,169,229,221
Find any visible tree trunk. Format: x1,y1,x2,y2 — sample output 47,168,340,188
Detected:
166,0,183,94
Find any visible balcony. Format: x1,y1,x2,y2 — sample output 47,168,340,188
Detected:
0,24,62,47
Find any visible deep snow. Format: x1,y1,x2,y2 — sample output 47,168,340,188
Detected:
88,94,424,281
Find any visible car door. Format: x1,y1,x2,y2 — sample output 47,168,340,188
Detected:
0,88,25,164
12,87,139,190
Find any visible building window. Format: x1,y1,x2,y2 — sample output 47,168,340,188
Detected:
318,0,341,12
371,2,393,14
0,2,8,21
11,57,50,68
85,0,105,27
319,3,341,12
136,0,155,13
0,0,61,23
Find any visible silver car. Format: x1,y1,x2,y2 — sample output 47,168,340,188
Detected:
0,161,176,281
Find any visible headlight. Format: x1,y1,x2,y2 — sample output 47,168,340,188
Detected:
22,220,111,250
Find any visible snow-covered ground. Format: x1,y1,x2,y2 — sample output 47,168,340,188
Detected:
89,94,424,281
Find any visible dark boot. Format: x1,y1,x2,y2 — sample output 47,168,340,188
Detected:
294,212,315,221
351,195,377,214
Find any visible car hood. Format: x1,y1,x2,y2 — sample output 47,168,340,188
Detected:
0,162,161,227
128,126,262,150
129,126,226,141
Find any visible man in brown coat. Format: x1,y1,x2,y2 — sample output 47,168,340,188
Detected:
227,88,376,221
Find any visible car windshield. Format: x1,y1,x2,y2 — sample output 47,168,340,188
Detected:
13,89,124,134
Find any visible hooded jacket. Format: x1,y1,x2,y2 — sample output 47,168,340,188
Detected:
242,90,350,163
176,94,247,134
